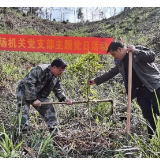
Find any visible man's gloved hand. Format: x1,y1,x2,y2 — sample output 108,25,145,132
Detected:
33,100,41,107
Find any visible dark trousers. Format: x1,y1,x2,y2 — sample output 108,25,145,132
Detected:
137,86,160,138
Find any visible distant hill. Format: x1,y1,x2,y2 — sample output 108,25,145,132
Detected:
0,7,160,52
1,7,160,75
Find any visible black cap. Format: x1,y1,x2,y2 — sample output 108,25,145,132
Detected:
51,58,67,68
107,42,124,53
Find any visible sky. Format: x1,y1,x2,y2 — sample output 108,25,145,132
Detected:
42,7,124,23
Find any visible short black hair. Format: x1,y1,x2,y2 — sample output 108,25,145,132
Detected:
107,42,124,53
51,58,67,68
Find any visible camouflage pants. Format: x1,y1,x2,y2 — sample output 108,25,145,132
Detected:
17,85,58,131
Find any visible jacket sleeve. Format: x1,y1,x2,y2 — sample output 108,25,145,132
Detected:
52,79,66,102
94,65,119,85
135,46,155,63
24,66,42,101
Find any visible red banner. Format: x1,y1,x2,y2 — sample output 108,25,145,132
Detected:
0,34,113,54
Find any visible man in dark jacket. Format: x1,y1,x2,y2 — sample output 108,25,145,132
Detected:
17,58,72,134
89,42,160,138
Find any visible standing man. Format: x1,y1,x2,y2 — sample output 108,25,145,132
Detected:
17,58,72,134
89,42,160,138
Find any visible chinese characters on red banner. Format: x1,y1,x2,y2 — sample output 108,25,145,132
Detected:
0,34,113,54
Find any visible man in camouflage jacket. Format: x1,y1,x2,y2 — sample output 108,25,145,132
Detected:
17,58,72,134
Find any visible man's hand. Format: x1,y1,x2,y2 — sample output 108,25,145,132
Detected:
88,79,95,85
65,99,73,105
33,100,41,107
127,45,137,53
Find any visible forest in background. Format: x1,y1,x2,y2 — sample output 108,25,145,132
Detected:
6,7,125,22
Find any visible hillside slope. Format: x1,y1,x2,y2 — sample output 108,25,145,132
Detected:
0,7,160,48
0,7,160,158
0,8,160,64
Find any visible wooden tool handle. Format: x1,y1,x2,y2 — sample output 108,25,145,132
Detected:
126,51,132,134
41,99,113,105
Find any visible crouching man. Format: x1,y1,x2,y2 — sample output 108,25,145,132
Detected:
17,58,72,135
